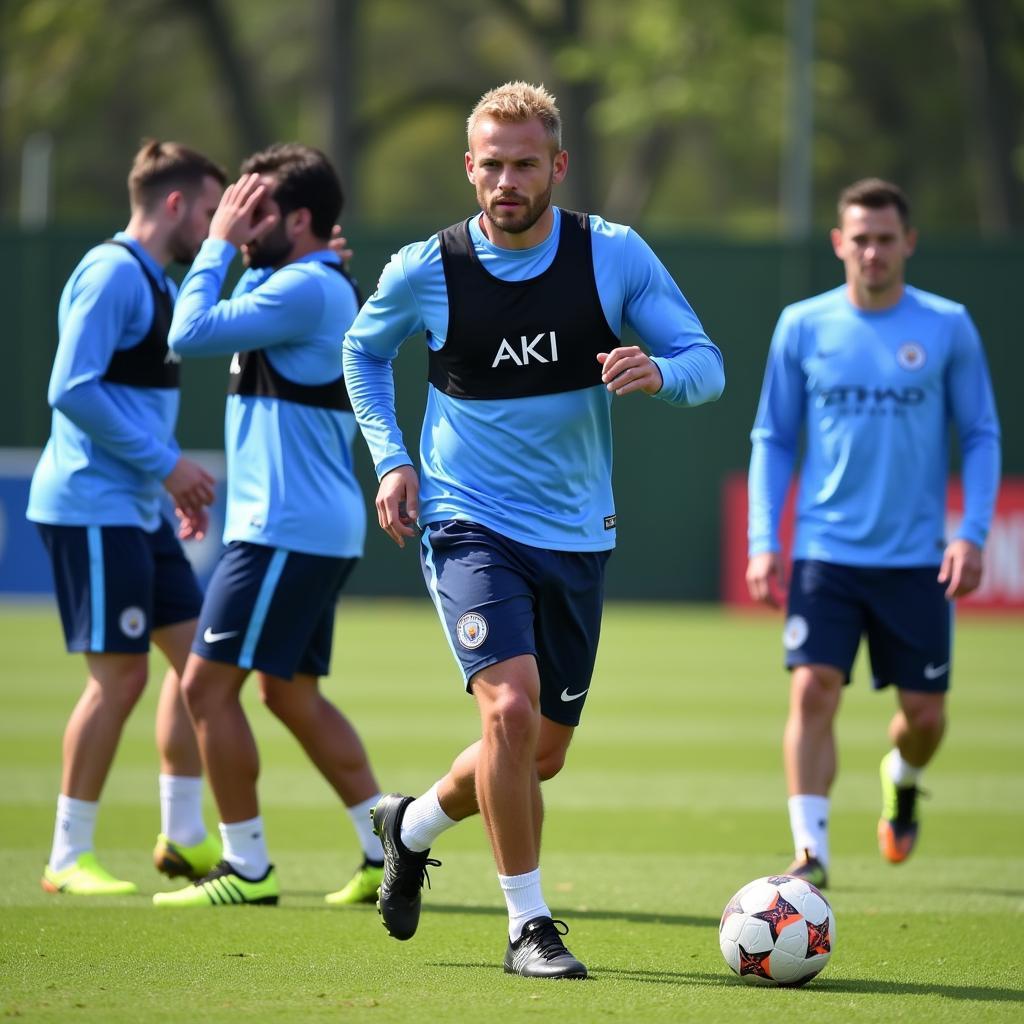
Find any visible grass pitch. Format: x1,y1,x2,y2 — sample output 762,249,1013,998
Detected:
1,601,1021,1023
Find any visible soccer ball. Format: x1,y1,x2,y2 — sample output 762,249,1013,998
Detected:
719,875,835,987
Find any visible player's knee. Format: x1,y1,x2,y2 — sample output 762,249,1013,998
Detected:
481,690,537,748
180,673,204,718
258,683,305,726
905,699,945,738
791,667,841,720
94,666,148,717
536,746,567,781
257,681,285,717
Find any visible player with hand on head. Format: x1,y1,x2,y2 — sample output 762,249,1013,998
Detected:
153,143,387,908
28,140,227,895
746,178,1001,888
343,82,724,978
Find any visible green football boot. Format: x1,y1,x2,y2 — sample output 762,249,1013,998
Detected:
153,832,222,881
878,755,923,864
152,860,279,907
325,858,384,906
41,852,138,896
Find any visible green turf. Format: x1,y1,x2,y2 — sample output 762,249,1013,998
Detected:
1,602,1021,1022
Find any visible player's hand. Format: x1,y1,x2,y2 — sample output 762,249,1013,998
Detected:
376,464,420,548
328,225,353,267
209,173,278,248
163,457,215,520
746,551,787,608
597,346,663,396
938,538,983,599
176,506,209,542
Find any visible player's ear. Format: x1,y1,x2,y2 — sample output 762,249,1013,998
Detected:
164,190,186,220
289,207,312,237
903,226,918,258
552,149,568,185
829,227,844,259
465,151,475,184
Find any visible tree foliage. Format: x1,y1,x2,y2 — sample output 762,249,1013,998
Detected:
1,0,1021,234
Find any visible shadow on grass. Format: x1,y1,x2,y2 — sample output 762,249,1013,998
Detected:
283,896,717,927
811,977,1024,1002
421,963,1024,1001
599,968,1024,1001
423,902,718,928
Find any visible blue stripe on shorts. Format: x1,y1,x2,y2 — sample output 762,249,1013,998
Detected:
238,549,289,670
87,526,105,651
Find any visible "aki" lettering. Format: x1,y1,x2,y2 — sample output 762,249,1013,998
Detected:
492,332,559,368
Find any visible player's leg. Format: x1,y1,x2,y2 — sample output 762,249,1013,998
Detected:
152,651,279,906
471,655,543,875
149,521,220,879
867,567,951,863
152,621,220,880
423,716,574,845
43,651,149,895
780,560,863,887
371,521,537,941
153,543,286,906
247,553,385,903
37,524,153,895
491,543,604,980
259,669,385,904
783,664,843,886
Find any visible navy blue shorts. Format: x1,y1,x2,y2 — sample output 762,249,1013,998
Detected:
784,559,953,692
192,541,356,680
420,519,611,727
36,519,203,654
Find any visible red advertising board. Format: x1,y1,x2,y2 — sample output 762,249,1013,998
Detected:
721,474,1024,611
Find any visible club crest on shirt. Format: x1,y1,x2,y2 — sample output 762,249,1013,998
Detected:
783,614,809,651
896,342,926,370
456,612,488,649
119,606,146,639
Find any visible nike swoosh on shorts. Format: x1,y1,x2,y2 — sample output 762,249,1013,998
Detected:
560,687,589,702
203,628,240,644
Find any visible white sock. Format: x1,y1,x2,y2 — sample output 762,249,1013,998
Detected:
788,795,830,867
500,868,551,942
49,794,98,872
159,774,207,847
347,793,384,862
885,749,922,787
400,782,458,853
219,816,270,880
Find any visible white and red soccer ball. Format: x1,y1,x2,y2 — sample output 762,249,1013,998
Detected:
719,875,835,987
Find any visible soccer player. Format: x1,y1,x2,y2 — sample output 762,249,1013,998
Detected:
153,144,386,908
343,82,724,978
28,140,227,895
746,178,1001,888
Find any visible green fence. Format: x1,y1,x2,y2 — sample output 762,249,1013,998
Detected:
2,224,1020,599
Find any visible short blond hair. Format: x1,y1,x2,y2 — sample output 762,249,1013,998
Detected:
467,81,562,150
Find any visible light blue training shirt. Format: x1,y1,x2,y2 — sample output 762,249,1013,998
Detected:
27,232,181,531
342,207,725,552
169,239,365,559
748,284,1001,566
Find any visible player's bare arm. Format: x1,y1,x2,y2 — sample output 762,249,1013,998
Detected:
746,551,787,608
376,464,420,548
938,538,983,599
596,346,663,396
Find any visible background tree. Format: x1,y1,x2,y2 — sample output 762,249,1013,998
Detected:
0,0,1021,233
